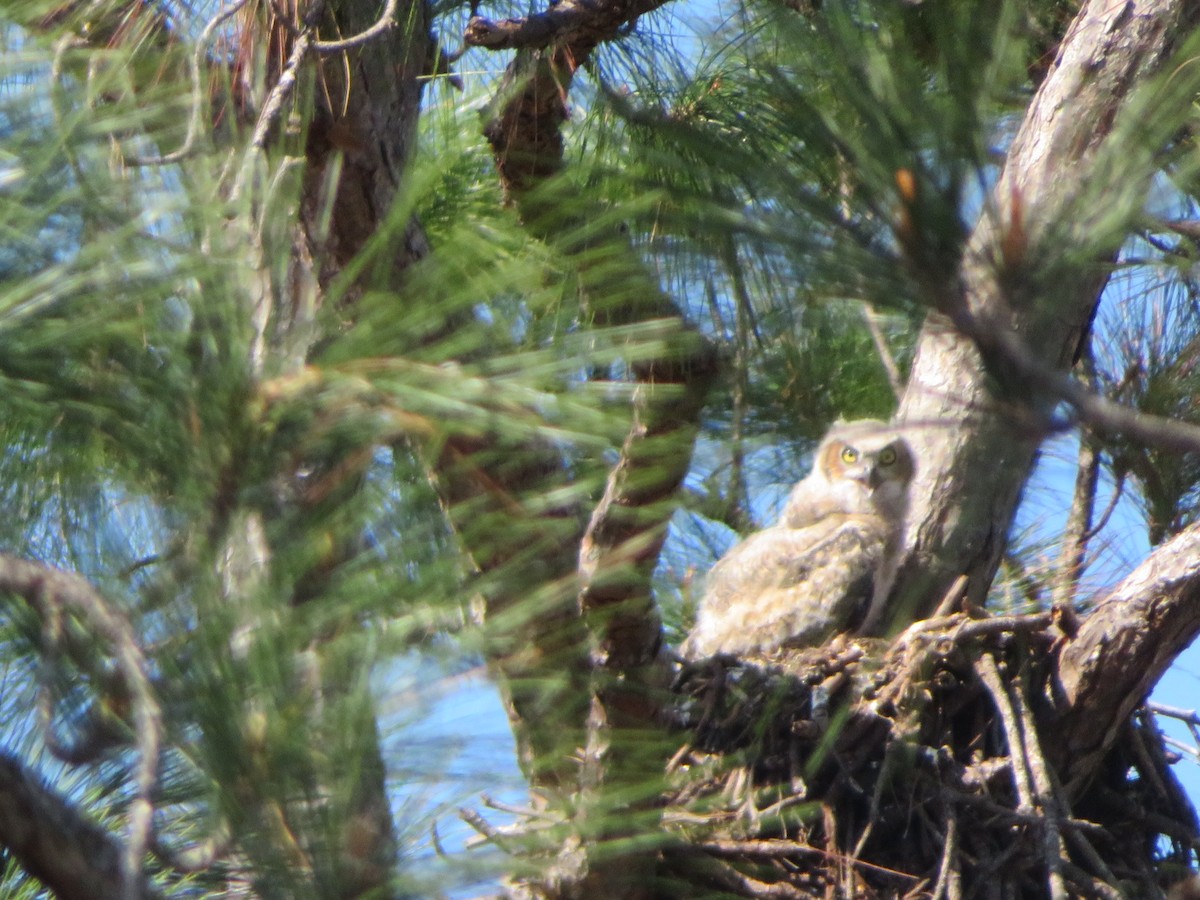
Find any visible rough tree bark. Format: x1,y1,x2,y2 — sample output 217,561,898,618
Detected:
892,0,1200,623
11,0,1200,895
0,752,157,900
467,7,718,895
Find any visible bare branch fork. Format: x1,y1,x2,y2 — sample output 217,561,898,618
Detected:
0,554,162,900
464,0,671,50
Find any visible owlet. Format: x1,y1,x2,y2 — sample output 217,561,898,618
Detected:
684,419,914,658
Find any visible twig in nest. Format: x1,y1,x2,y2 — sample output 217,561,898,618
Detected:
929,808,961,900
852,738,900,858
1011,661,1069,900
976,653,1070,898
932,574,969,619
974,654,1035,812
692,852,816,899
700,838,824,860
1138,709,1200,837
1062,828,1121,897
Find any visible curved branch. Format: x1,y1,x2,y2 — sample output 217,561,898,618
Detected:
0,554,161,899
128,0,250,167
312,0,400,52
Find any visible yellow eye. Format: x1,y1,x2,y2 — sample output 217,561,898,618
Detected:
840,446,859,464
878,446,897,466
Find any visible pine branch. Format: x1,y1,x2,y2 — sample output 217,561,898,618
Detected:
0,554,161,899
0,750,159,900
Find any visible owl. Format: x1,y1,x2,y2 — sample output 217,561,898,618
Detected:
683,420,914,658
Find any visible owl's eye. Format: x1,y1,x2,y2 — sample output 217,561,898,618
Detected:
840,446,859,464
878,446,897,466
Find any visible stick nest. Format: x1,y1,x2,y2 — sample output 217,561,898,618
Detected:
665,611,1200,899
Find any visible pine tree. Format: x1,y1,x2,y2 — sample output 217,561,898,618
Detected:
2,0,1200,897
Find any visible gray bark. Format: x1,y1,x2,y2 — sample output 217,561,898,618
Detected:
890,0,1200,626
1055,521,1200,797
0,751,158,900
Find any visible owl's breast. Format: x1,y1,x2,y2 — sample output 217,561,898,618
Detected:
685,514,890,657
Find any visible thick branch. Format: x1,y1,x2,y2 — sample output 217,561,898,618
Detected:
0,751,158,900
1054,521,1200,796
890,0,1200,623
0,554,161,899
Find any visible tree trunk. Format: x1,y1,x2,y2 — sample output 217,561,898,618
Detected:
891,0,1200,624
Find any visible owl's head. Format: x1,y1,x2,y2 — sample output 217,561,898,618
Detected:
818,419,915,515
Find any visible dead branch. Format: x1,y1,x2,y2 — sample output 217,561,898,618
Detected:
464,0,669,50
311,0,400,52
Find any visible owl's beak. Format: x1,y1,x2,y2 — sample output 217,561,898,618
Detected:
860,468,884,490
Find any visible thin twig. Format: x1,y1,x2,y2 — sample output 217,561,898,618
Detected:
480,792,556,820
459,807,515,854
1147,701,1200,727
1081,470,1124,542
1011,663,1068,900
311,0,399,52
861,303,905,401
700,839,825,859
930,809,961,900
1127,717,1171,801
129,0,250,166
975,653,1035,813
955,304,1200,454
266,0,304,37
1164,734,1200,763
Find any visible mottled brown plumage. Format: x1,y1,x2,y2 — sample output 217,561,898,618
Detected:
684,420,914,658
